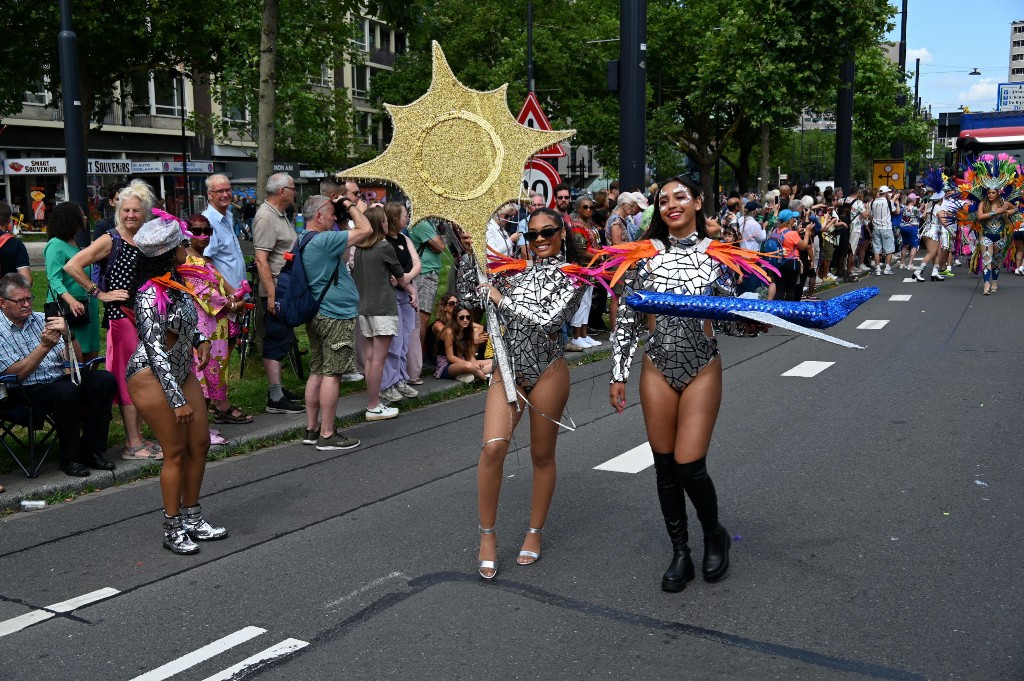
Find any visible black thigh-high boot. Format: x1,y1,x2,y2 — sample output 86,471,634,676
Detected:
653,452,694,592
675,457,730,581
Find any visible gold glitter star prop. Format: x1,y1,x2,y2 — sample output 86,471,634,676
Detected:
344,41,574,261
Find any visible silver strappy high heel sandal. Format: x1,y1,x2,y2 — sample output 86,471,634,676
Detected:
517,527,543,565
478,526,498,579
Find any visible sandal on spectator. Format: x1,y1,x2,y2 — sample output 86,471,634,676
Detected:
122,444,164,461
211,405,254,424
407,377,424,386
143,438,163,454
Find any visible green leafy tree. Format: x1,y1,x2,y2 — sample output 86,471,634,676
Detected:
0,0,248,150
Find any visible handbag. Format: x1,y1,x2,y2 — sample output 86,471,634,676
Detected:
45,288,91,328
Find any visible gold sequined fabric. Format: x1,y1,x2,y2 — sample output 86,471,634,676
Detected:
344,42,574,263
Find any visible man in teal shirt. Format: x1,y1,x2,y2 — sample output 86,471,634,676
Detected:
299,194,372,451
408,217,446,373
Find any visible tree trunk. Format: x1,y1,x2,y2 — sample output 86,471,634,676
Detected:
736,142,751,193
758,122,770,196
699,157,715,216
255,0,279,204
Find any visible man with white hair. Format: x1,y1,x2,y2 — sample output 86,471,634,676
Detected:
253,172,304,414
202,174,246,290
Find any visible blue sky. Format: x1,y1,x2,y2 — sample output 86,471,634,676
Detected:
885,0,1022,115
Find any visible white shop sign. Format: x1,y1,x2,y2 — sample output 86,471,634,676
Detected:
5,158,66,175
87,159,132,174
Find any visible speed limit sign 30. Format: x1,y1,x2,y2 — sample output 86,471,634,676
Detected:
522,159,563,208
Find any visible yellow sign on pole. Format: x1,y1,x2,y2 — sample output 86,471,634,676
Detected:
872,159,906,190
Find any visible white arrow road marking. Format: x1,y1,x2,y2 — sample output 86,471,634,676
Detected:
781,361,834,377
0,587,120,638
594,442,654,474
199,638,310,681
129,626,266,681
857,320,890,330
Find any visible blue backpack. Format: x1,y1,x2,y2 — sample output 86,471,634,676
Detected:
760,228,798,270
274,231,339,327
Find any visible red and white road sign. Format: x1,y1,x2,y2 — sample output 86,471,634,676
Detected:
516,92,567,158
522,159,562,208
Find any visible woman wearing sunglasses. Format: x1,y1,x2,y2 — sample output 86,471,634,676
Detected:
435,304,491,383
181,214,253,436
458,207,599,579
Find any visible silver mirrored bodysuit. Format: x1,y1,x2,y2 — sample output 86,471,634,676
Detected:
126,288,206,409
611,236,733,391
458,255,586,391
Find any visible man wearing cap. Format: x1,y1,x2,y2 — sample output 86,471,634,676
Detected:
870,185,898,275
631,191,652,237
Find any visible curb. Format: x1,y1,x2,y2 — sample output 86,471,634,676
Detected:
1,341,610,514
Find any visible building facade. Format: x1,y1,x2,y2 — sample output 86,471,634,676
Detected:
0,13,402,225
1010,20,1024,83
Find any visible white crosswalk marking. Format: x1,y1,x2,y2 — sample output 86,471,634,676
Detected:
0,587,120,638
889,294,912,301
902,277,916,283
857,320,890,330
129,626,266,681
594,442,653,474
200,638,310,681
781,361,834,377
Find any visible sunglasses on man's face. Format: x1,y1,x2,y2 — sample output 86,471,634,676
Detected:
556,194,570,201
524,227,560,242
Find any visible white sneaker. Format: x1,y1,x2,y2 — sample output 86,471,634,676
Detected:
380,385,404,403
395,381,419,398
1015,265,1024,275
824,273,838,282
365,404,399,421
874,266,882,276
342,372,364,382
455,373,476,384
883,266,893,275
585,337,602,347
954,259,961,267
856,264,870,272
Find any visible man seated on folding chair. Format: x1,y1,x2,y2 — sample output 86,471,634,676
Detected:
0,273,117,477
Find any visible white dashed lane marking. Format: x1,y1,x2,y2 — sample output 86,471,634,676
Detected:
0,587,120,638
129,627,267,681
199,638,310,681
594,442,654,474
889,294,912,301
857,320,890,330
902,277,916,283
781,361,834,377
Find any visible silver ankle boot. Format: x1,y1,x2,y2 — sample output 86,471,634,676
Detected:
181,504,228,541
163,514,200,555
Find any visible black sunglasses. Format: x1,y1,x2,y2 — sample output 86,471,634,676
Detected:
190,227,213,236
457,314,471,321
579,204,593,210
523,227,560,242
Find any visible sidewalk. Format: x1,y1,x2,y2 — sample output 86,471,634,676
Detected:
0,339,610,513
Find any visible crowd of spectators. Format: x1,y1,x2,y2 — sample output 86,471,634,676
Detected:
1,170,994,490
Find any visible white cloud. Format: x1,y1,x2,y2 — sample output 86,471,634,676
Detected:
957,78,999,110
906,48,933,65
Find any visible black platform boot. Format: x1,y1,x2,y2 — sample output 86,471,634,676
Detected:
654,453,695,592
675,457,730,582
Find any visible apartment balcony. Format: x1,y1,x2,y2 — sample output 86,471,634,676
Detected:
368,48,395,68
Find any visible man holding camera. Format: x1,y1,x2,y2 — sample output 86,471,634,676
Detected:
0,273,116,477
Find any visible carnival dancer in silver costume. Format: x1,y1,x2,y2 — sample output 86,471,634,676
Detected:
458,207,601,579
976,187,1016,295
607,176,768,593
127,214,226,555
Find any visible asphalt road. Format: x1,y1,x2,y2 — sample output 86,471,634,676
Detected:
1,266,1021,681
